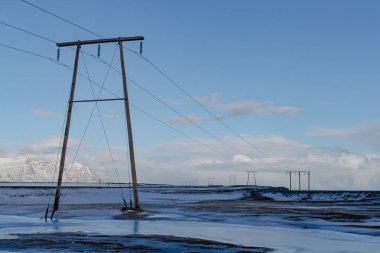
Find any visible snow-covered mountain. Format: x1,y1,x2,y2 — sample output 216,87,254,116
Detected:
0,157,111,183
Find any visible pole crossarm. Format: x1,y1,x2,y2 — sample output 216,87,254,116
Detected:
57,36,144,47
72,98,126,103
286,170,310,174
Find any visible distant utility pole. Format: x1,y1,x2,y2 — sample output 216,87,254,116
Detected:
298,171,301,190
286,171,292,190
208,178,214,186
246,171,257,186
286,170,311,191
229,175,236,186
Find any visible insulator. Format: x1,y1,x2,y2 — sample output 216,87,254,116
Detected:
56,48,60,61
139,41,143,55
97,44,101,58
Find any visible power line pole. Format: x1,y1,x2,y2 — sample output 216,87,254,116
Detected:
119,40,140,210
229,175,236,186
306,171,311,191
50,36,144,219
246,171,257,186
298,171,301,191
52,44,80,217
286,170,310,192
286,171,292,191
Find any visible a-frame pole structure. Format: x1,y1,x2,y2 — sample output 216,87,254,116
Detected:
246,171,257,186
50,36,144,218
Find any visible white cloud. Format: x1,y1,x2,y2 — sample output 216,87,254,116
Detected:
0,146,8,158
270,106,301,116
29,136,80,150
11,136,83,163
310,122,380,150
4,134,380,190
169,94,300,126
227,101,266,115
168,114,202,126
130,135,380,190
195,93,301,117
337,153,368,169
33,109,61,118
113,136,380,189
194,92,221,108
169,93,300,127
233,154,252,163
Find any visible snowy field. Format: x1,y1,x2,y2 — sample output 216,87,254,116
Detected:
0,185,379,252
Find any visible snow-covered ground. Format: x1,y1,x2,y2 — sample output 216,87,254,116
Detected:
252,190,380,202
0,186,379,252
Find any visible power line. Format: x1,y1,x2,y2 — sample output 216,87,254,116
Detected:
0,42,232,160
20,0,103,39
129,103,231,158
0,20,56,43
0,20,115,67
19,0,138,55
0,42,55,61
2,42,120,99
62,46,119,187
140,57,267,157
79,48,127,201
0,20,250,158
126,78,252,157
19,0,265,157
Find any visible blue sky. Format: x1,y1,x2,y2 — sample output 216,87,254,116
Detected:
1,1,380,187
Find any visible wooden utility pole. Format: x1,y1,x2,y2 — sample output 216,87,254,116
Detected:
286,171,292,191
50,37,144,218
119,41,140,210
53,44,81,215
298,171,301,191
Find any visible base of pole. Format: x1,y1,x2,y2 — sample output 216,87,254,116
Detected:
121,206,143,213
